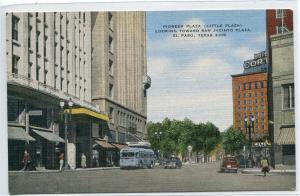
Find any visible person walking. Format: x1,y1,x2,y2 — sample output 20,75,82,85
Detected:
260,157,269,176
81,153,86,169
21,150,30,171
58,152,64,171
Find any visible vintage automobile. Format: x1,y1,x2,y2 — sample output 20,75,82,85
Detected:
164,156,182,169
220,155,239,173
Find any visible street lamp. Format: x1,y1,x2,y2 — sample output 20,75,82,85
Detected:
244,115,255,165
60,99,74,170
154,131,162,161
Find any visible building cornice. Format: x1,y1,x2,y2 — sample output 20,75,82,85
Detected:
92,96,147,119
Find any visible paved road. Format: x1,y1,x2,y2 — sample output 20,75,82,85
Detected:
9,162,295,194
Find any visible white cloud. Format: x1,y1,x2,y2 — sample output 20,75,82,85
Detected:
148,88,233,131
233,46,255,60
147,57,171,75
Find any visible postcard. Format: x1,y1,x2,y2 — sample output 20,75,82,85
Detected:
2,2,297,195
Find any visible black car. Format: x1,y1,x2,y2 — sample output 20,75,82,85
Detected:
164,157,182,169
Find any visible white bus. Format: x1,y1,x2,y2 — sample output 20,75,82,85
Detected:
120,147,155,169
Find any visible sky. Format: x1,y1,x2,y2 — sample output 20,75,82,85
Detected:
146,10,266,131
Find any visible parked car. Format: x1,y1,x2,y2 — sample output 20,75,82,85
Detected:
220,155,239,173
164,157,182,169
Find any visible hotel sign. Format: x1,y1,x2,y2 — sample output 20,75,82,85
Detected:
243,51,267,69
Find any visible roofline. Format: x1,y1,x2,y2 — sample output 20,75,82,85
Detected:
231,71,268,78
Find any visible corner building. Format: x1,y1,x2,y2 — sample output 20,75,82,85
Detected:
267,9,295,166
6,11,150,170
91,12,150,144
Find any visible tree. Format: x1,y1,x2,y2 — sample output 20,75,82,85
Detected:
222,126,246,155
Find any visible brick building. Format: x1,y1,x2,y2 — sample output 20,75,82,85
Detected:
232,71,269,141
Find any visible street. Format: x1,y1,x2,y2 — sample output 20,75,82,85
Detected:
9,162,295,194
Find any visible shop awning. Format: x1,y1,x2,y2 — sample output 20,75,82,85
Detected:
65,108,109,121
277,127,295,145
8,126,36,141
32,129,65,143
111,143,128,150
95,140,115,149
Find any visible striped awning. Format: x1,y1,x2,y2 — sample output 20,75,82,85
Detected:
95,140,115,149
277,127,295,145
8,126,36,141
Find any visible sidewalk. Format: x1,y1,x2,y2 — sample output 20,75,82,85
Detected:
9,166,120,174
241,165,295,174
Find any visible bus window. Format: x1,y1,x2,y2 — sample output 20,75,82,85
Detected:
121,152,134,158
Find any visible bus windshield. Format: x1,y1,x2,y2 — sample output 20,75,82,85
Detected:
121,152,135,158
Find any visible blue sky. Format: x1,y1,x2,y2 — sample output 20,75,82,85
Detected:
146,10,266,131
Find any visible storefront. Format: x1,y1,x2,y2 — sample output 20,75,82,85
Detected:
7,125,36,170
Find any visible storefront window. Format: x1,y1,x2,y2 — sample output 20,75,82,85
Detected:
7,96,24,122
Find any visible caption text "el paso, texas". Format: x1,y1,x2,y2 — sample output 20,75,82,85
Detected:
155,23,251,38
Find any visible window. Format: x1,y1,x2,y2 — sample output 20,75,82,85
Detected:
28,62,32,78
244,100,246,104
12,55,19,74
248,82,251,90
109,59,113,76
36,31,40,53
28,26,32,48
109,83,114,98
248,93,252,98
276,9,287,18
109,107,114,123
36,66,40,81
255,82,258,89
109,36,113,53
282,84,295,109
108,12,113,29
276,25,289,34
244,93,246,98
261,92,264,96
238,101,240,105
260,81,264,88
243,83,247,90
12,15,19,41
44,35,48,57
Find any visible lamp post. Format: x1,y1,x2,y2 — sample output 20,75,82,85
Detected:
244,115,255,163
154,131,162,161
60,99,73,170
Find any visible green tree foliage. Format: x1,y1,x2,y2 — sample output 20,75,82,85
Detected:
222,126,246,155
147,118,221,160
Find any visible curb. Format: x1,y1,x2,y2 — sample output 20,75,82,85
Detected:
241,169,295,174
9,167,120,174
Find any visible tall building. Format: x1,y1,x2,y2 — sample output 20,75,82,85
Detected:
231,51,270,158
91,12,150,144
6,11,150,170
267,9,294,166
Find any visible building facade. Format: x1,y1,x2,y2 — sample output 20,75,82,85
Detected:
91,12,150,144
267,9,294,166
231,51,271,160
232,72,269,140
6,11,149,170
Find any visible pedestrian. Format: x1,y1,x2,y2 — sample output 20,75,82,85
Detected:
81,153,86,169
260,157,269,176
58,152,64,171
21,150,30,171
